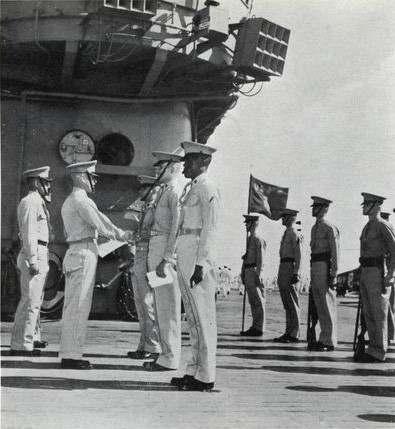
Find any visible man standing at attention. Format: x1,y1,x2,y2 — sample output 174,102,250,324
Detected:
273,208,302,343
355,193,395,362
143,151,183,371
309,196,340,351
10,166,53,356
60,161,132,369
240,215,266,337
171,141,220,392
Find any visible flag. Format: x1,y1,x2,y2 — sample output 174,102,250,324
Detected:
248,175,288,220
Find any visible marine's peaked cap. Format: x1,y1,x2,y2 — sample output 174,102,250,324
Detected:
281,208,299,216
181,141,217,156
23,166,52,181
66,160,98,175
310,196,332,207
361,192,386,205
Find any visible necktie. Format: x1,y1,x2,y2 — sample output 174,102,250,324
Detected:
179,181,192,205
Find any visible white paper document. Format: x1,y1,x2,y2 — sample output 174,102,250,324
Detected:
97,240,126,258
146,268,173,288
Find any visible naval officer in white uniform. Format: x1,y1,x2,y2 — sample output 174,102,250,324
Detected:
59,161,132,369
10,166,53,356
171,141,220,392
143,151,182,371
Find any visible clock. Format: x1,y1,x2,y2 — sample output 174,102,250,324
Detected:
58,130,95,165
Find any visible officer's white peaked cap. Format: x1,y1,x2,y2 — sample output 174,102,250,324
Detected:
181,141,217,156
66,160,98,175
23,166,52,181
152,151,183,165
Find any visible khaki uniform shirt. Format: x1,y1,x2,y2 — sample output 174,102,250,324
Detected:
310,218,340,276
360,217,395,277
243,234,266,274
179,173,220,266
280,227,302,274
62,188,125,242
17,191,49,265
151,182,180,261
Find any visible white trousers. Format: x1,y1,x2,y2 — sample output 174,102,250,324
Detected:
11,248,48,351
311,261,337,347
176,235,217,383
131,242,161,353
148,235,181,369
278,262,300,338
360,267,390,361
59,242,98,360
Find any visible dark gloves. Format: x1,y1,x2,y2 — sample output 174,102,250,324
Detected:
190,265,203,288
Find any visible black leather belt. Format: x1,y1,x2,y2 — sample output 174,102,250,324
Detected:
311,252,331,263
38,240,48,247
281,257,295,263
243,263,257,269
359,256,384,267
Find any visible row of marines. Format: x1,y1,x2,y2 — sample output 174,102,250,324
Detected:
241,194,395,363
9,141,219,392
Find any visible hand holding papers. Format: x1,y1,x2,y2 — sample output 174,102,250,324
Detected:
146,267,173,288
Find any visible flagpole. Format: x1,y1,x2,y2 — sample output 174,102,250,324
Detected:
241,174,252,333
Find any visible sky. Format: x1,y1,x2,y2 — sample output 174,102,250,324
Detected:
207,0,395,281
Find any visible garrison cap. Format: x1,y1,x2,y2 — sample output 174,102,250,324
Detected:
310,196,332,207
281,208,299,217
361,192,386,205
243,214,259,223
137,175,156,186
181,141,217,157
380,212,391,221
23,166,53,181
66,160,98,176
152,151,183,166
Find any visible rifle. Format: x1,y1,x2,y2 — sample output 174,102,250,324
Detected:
306,286,318,350
353,295,367,361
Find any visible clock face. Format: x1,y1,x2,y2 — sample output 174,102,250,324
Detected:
58,130,95,164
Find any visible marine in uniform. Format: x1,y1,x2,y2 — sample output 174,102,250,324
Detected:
171,141,220,392
240,215,266,337
143,151,183,371
10,166,53,356
309,196,340,351
355,193,395,362
273,208,302,343
381,211,395,343
127,176,161,360
60,161,132,369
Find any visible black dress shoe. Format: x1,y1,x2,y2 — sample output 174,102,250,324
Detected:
313,342,334,352
33,340,48,349
240,327,263,337
9,349,41,357
170,375,195,388
61,359,92,369
143,361,174,371
180,378,214,392
127,350,159,360
286,335,300,343
354,353,384,363
273,334,290,343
